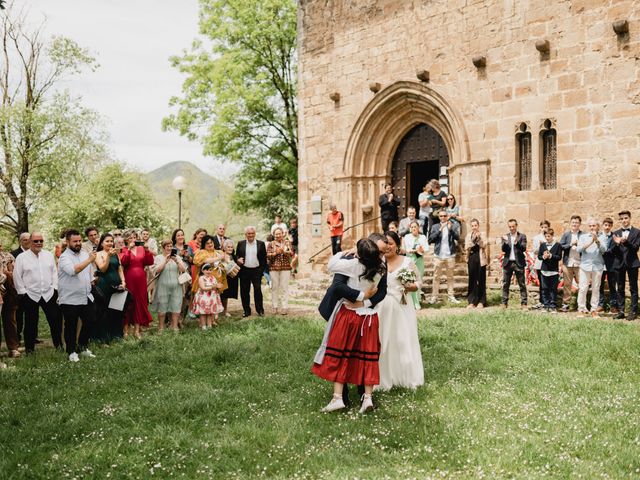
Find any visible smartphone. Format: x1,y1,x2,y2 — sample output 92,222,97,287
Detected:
170,248,178,256
134,241,144,247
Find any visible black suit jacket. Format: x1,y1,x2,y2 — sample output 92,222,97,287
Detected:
501,232,527,268
378,193,400,222
611,227,640,270
537,242,562,272
212,235,228,251
11,247,25,259
602,233,616,271
318,254,388,321
236,240,267,273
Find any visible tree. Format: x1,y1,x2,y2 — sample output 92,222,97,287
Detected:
0,5,106,237
47,163,169,239
163,0,298,219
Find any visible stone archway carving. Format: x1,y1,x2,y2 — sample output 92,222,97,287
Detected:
335,81,470,239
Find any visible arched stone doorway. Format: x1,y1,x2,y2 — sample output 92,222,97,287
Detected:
335,81,473,239
391,123,450,217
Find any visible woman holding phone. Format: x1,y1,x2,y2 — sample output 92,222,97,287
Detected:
121,229,154,338
95,233,127,341
152,240,187,331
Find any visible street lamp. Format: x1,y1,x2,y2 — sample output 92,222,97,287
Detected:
172,175,186,229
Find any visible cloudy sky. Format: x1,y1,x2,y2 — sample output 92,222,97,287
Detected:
25,0,236,179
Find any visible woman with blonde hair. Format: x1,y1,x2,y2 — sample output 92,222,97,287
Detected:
464,218,487,308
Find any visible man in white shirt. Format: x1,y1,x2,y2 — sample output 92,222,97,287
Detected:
428,212,460,304
559,215,584,312
81,227,100,254
58,229,98,362
13,232,62,353
270,215,288,235
236,226,267,317
532,220,551,309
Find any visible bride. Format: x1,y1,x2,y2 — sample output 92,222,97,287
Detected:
376,231,425,390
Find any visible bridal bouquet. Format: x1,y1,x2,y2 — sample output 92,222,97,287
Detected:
397,267,417,304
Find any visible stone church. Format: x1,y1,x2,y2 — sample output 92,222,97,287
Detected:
297,0,640,269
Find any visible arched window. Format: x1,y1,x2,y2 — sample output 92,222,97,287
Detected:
516,122,531,191
540,119,557,190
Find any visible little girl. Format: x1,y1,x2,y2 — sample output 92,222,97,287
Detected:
191,263,224,329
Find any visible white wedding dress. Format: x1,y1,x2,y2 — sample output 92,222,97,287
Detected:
376,256,425,390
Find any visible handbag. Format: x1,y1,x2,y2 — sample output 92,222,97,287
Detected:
178,271,192,285
223,260,240,277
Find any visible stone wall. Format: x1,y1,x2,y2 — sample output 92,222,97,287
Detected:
298,0,640,271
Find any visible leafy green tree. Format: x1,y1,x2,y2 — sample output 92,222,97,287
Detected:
163,0,298,219
47,163,168,239
0,6,106,237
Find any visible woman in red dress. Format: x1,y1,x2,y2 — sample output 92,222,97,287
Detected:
121,230,155,338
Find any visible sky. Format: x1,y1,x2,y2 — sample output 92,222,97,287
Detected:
25,0,237,179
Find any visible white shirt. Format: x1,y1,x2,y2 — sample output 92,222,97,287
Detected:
244,240,259,268
327,253,379,313
533,233,546,270
58,248,94,305
567,232,581,267
509,234,516,261
622,229,630,239
418,192,431,219
13,249,58,302
438,225,454,259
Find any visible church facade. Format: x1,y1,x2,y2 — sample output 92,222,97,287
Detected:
297,0,640,269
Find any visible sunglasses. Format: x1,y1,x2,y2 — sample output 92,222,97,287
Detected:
32,239,44,244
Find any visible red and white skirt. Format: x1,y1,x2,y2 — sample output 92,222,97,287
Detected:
312,305,380,386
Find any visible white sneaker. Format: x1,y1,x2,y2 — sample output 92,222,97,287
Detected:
448,295,461,304
359,394,374,414
68,353,80,363
80,349,96,358
428,296,437,305
321,395,346,413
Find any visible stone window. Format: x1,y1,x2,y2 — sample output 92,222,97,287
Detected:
540,119,557,190
516,122,532,191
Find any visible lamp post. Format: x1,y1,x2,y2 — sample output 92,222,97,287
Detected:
172,175,186,230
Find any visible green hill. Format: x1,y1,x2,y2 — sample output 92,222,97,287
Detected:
144,161,260,240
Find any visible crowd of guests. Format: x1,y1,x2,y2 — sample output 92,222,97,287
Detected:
0,217,299,364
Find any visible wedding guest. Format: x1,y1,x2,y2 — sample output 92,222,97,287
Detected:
271,214,288,235
445,193,463,234
531,220,551,309
152,240,187,331
428,212,460,304
500,219,528,309
12,232,29,344
376,230,424,390
172,228,192,319
263,234,274,288
188,228,207,279
54,229,68,260
58,229,97,362
192,235,228,307
402,220,428,305
220,239,239,316
576,218,606,317
82,227,100,254
94,233,126,341
192,263,224,329
289,217,299,275
13,232,63,353
141,228,158,255
212,224,229,251
378,183,400,232
327,203,344,255
11,232,31,258
418,181,432,236
312,238,385,414
611,210,640,320
538,228,562,312
121,230,154,339
236,226,267,317
388,221,399,234
599,218,618,313
559,215,584,312
398,206,424,237
0,253,20,357
427,180,447,241
464,219,487,308
267,227,293,315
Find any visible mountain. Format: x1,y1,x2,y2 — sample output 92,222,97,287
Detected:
144,161,259,240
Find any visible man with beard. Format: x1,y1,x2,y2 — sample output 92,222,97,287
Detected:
58,229,97,362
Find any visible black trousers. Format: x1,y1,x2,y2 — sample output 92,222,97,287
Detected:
61,302,96,355
617,267,639,314
330,236,342,255
599,270,619,308
502,260,527,305
239,267,264,315
15,304,26,343
540,274,559,308
22,293,62,353
467,254,487,306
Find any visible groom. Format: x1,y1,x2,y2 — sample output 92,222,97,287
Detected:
318,232,389,407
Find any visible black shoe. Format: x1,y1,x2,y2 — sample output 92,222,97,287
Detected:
34,338,43,344
627,313,637,321
257,311,265,317
242,312,251,318
615,312,626,320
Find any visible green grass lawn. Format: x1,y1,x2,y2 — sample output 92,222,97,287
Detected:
1,311,640,479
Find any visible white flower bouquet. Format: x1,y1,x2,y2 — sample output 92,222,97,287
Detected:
397,267,417,304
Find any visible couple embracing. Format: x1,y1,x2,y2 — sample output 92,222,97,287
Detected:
311,232,424,414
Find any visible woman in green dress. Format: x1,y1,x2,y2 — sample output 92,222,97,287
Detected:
94,233,126,341
401,221,429,310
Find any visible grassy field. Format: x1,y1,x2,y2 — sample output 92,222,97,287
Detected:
1,310,639,479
